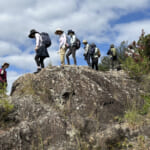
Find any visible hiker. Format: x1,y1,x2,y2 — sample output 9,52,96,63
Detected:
28,29,50,73
66,30,78,65
126,45,135,57
90,43,101,70
55,28,68,66
83,40,91,66
0,63,9,89
107,44,117,69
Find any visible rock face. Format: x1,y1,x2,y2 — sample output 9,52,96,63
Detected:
0,66,142,150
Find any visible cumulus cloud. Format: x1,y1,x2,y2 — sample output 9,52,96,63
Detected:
0,41,21,56
114,20,150,44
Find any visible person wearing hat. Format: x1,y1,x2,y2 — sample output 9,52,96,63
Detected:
66,30,77,65
55,28,68,66
107,44,117,69
0,63,9,89
92,46,101,71
83,40,91,66
28,29,49,73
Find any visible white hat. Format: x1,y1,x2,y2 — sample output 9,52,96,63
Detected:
83,40,88,44
55,28,64,34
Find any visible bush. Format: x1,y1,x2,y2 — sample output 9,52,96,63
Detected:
124,109,142,127
98,56,111,71
122,56,150,80
0,99,14,122
139,95,150,115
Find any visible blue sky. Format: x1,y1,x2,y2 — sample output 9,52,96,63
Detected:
0,0,150,93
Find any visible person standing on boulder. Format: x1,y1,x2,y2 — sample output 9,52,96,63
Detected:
107,44,117,69
55,28,68,66
90,44,101,70
0,63,9,89
66,30,77,65
83,40,91,66
28,29,50,73
92,46,101,70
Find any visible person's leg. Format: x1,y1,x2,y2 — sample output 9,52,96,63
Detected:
35,55,41,68
66,49,72,65
72,47,77,65
40,57,45,68
90,55,93,67
87,53,91,66
60,48,65,65
34,55,41,73
92,58,94,69
95,57,99,70
111,57,114,69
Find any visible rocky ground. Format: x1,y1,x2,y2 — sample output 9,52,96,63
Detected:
0,66,149,150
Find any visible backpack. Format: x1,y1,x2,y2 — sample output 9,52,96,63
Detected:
40,32,51,48
111,48,117,56
66,36,70,48
89,43,96,55
75,38,81,49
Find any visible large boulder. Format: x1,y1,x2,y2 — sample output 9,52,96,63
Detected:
0,66,142,150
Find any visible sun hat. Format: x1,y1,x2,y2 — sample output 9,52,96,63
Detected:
67,30,75,35
28,29,39,38
55,28,64,35
83,40,88,44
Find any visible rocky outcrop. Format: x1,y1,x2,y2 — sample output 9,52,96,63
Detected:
0,66,143,150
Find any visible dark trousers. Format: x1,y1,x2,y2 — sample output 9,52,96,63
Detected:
66,46,77,65
86,53,93,67
35,55,45,68
92,57,98,70
111,56,117,69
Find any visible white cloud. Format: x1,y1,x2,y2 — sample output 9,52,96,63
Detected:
114,20,150,44
0,41,21,56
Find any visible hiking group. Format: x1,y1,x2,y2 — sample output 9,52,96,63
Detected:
28,28,102,73
0,28,118,89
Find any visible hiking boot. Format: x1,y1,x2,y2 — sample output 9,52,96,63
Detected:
34,68,41,74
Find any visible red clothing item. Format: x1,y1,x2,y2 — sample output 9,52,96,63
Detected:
0,68,7,83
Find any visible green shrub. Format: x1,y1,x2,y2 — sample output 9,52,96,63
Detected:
0,82,7,96
0,99,14,122
124,107,142,126
98,56,111,71
122,56,150,80
140,95,150,115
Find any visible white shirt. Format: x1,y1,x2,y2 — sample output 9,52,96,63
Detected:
59,33,67,49
93,48,99,58
35,33,43,48
70,35,76,46
84,44,89,54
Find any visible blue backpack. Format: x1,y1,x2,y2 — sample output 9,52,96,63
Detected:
89,43,96,55
41,32,51,48
66,36,70,48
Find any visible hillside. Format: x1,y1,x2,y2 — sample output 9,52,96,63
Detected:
0,66,149,150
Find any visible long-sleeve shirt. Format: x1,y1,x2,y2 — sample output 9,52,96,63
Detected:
70,35,76,46
35,33,43,48
93,48,100,58
84,44,90,54
0,69,7,83
59,33,67,49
